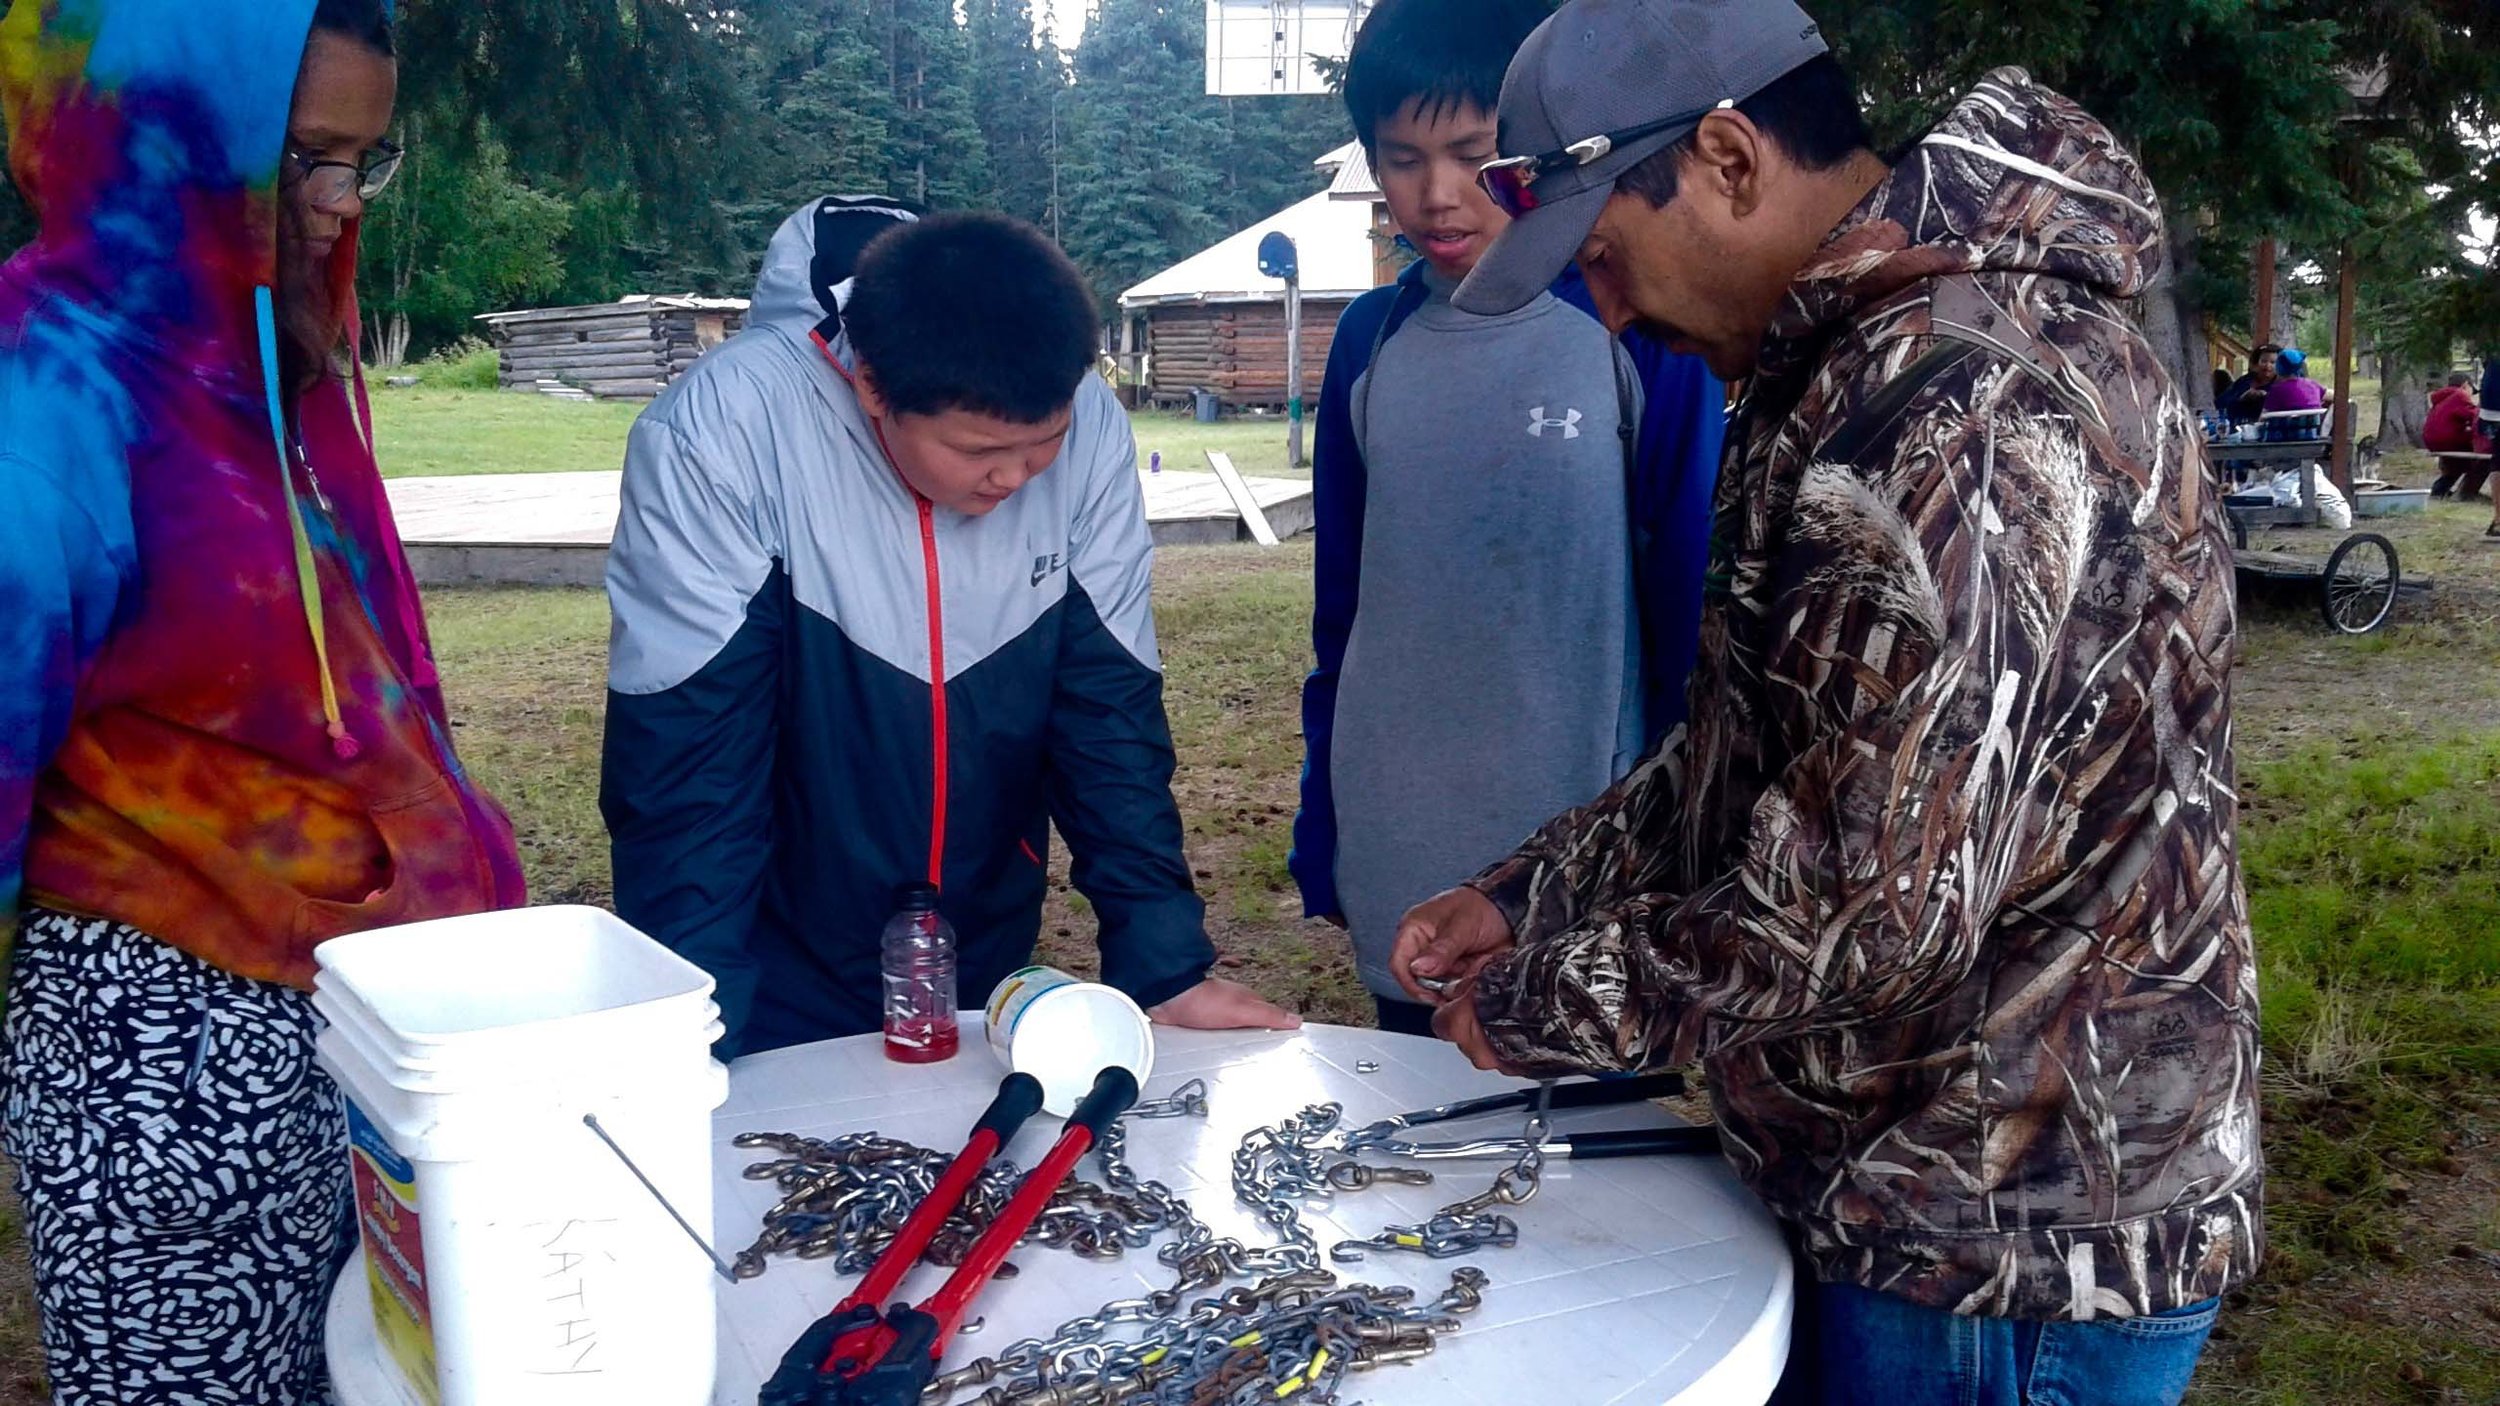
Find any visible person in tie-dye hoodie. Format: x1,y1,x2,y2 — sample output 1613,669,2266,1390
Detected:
0,0,524,1396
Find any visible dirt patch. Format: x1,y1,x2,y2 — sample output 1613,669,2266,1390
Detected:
2232,500,2500,759
0,1161,43,1406
1039,542,1371,1026
2197,1094,2500,1404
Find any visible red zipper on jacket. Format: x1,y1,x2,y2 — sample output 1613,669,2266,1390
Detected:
817,329,949,889
914,495,949,887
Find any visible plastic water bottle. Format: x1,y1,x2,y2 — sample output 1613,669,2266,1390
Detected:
881,884,959,1063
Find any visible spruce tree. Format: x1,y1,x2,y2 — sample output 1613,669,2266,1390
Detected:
887,0,996,210
1061,0,1230,307
968,0,1067,230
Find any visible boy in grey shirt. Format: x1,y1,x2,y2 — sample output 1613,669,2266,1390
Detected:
1290,0,1724,1032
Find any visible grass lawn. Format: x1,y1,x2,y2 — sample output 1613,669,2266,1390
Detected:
365,387,1310,485
1127,408,1311,482
370,385,642,480
3,511,2496,1401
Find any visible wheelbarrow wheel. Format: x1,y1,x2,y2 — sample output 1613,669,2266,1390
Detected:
2321,532,2399,635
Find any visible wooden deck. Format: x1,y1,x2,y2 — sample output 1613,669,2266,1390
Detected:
385,468,1313,587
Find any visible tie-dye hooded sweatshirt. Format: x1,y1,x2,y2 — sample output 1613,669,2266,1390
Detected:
0,0,524,988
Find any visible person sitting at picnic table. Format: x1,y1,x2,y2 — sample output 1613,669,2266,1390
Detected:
2222,341,2281,423
2261,345,2330,420
2425,372,2486,500
2482,356,2500,542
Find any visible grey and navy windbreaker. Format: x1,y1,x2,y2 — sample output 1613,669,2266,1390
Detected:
600,198,1214,1055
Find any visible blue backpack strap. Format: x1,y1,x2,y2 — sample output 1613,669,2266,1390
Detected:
1348,275,1431,449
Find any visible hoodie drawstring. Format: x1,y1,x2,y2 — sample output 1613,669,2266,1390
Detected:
254,284,360,761
343,301,440,692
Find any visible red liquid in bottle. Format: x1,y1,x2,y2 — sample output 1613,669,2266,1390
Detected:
883,1013,960,1063
881,884,960,1063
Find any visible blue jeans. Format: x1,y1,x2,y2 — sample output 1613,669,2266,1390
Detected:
1777,1281,2221,1406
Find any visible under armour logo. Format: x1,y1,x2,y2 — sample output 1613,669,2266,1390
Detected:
1528,406,1583,440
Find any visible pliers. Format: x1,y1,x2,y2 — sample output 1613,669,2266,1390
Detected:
1331,1070,1689,1154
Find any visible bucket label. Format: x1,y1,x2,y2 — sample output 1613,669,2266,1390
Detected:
347,1100,440,1406
983,964,1076,1054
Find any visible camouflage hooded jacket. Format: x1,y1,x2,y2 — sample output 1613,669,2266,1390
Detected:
1467,70,2261,1321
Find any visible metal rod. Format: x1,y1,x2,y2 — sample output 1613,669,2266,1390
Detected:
582,1113,740,1284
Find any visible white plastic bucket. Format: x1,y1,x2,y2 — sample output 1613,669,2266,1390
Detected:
313,908,725,1406
983,965,1154,1116
314,985,722,1095
313,905,716,1052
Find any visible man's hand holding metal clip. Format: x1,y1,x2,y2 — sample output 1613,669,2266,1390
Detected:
1388,885,1523,1072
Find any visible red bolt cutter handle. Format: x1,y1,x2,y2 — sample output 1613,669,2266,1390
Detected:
759,1072,1044,1406
835,1073,1047,1323
757,1067,1141,1406
915,1066,1137,1347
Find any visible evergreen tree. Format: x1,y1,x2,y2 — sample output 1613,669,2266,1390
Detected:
392,0,751,274
1208,93,1351,233
887,0,996,209
1060,0,1231,307
1810,0,2500,393
1060,0,1343,305
745,0,904,206
967,0,1067,230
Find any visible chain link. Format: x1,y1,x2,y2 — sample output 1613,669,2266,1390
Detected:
736,1082,1511,1404
1323,1082,1550,1264
730,1130,1165,1280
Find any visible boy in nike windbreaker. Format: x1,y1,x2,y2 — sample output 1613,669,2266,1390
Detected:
602,206,1298,1053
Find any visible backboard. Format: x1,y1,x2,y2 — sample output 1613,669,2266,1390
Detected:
1204,0,1371,96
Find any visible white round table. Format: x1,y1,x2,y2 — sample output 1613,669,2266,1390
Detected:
329,1021,1791,1405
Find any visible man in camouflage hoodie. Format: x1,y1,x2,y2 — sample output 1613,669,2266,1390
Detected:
1397,1,2260,1399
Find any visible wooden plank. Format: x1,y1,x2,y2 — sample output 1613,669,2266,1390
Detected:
500,346,663,365
1203,451,1278,547
485,315,654,339
480,304,661,328
503,326,654,348
501,355,666,377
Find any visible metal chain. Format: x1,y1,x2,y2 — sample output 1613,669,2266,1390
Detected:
729,1130,1167,1280
928,1093,1490,1403
926,1265,1490,1404
1328,1081,1550,1264
737,1083,1507,1404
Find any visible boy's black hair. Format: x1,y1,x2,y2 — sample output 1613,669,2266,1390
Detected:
844,213,1098,424
1614,53,1872,208
311,0,395,55
1342,0,1554,152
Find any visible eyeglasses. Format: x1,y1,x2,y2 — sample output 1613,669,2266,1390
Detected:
1475,101,1731,218
284,139,404,209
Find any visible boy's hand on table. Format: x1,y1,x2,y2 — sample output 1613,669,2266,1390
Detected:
1149,978,1303,1030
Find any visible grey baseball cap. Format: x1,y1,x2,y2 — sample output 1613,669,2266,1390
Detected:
1453,0,1832,317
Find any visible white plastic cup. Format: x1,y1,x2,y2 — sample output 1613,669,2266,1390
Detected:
983,966,1155,1117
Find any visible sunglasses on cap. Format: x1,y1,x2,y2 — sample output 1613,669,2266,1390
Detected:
1476,100,1734,219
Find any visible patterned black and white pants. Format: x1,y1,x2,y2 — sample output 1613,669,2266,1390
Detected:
1,909,355,1405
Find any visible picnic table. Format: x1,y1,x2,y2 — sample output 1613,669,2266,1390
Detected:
2205,408,2332,530
324,1023,1797,1406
